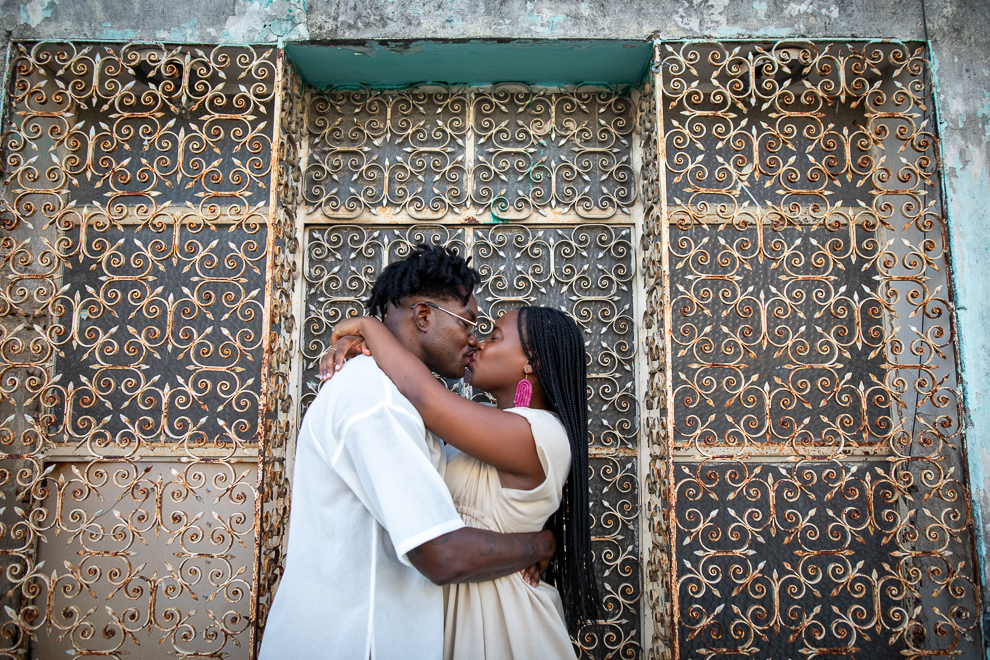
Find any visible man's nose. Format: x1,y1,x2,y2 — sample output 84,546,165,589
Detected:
467,333,479,347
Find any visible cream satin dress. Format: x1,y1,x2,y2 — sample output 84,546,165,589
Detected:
441,407,578,660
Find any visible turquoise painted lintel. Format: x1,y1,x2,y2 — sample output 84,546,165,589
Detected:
285,39,652,88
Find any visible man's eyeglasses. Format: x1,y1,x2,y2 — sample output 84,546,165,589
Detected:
410,301,478,336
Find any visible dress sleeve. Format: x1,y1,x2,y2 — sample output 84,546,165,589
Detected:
504,407,572,500
327,368,465,566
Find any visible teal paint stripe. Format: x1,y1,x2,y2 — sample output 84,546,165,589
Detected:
286,39,652,88
0,38,12,127
931,48,990,658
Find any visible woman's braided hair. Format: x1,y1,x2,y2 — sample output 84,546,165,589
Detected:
518,306,601,634
366,243,480,318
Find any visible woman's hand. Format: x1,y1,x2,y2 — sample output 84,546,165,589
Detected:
330,317,369,345
319,316,376,381
520,557,551,587
319,334,371,381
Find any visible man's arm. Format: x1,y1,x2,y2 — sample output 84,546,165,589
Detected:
408,527,555,586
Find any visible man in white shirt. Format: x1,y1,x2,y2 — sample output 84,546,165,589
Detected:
259,244,555,659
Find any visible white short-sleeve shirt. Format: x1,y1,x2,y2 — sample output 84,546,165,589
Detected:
259,355,465,660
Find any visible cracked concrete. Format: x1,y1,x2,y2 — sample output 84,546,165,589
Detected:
1,0,927,41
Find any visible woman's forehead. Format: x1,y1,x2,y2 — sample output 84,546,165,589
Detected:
494,309,519,328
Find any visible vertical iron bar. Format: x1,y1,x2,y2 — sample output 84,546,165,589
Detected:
654,40,679,660
251,46,285,660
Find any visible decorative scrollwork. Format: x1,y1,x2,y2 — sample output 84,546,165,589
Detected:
0,42,287,659
472,85,635,221
640,65,676,660
303,84,635,222
255,56,304,642
1,36,980,660
654,41,982,660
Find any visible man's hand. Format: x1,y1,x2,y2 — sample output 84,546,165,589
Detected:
521,557,551,587
520,529,555,586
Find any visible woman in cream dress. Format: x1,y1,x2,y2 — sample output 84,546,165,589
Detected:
326,305,600,659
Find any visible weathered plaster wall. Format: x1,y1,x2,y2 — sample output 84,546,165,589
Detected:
0,0,926,42
1,0,309,42
925,0,990,651
1,0,988,654
0,0,928,43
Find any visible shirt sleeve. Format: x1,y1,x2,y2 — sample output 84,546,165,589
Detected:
327,369,465,566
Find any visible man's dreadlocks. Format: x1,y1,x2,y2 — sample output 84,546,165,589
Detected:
366,244,481,318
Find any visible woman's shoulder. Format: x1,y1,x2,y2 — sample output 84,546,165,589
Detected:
504,407,569,455
499,407,570,500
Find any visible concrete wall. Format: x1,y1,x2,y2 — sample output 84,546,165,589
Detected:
2,0,988,654
926,1,990,652
0,0,927,42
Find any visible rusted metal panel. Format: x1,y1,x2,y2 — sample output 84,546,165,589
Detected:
0,42,283,659
651,41,984,660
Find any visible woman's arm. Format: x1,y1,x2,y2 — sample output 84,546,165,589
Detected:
329,317,545,485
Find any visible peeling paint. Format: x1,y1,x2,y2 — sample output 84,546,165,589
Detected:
752,1,768,21
287,40,651,88
221,0,308,42
978,91,990,138
783,0,837,19
18,0,57,27
98,25,142,40
932,45,990,656
707,0,731,32
784,0,814,15
386,43,423,56
524,2,567,36
671,2,701,33
156,19,202,42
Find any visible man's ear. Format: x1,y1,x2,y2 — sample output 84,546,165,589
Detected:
411,302,432,333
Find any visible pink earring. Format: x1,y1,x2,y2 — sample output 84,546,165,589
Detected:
513,374,532,408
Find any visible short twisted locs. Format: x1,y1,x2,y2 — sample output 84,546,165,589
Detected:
366,243,481,318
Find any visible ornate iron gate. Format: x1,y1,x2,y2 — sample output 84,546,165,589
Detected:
0,43,301,659
0,37,983,660
297,84,643,659
641,41,984,660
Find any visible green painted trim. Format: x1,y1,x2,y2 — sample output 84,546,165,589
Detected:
285,39,652,88
0,38,13,128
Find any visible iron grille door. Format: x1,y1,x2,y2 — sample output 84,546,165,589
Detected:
0,43,301,659
297,83,643,659
641,41,984,660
